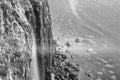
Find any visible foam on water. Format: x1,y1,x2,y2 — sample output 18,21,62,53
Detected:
110,75,117,80
105,64,115,68
108,70,115,74
96,57,109,64
96,72,103,75
69,0,79,18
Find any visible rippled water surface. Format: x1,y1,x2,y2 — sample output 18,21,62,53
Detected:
49,0,120,79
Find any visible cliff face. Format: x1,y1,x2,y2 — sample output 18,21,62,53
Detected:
0,0,53,80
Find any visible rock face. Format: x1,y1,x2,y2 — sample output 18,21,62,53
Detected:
52,49,80,80
0,0,53,80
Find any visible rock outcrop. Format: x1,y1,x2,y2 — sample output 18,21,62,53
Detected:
0,0,53,80
52,43,80,80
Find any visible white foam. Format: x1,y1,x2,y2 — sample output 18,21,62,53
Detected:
110,75,117,80
96,72,103,75
108,70,115,74
105,64,115,68
69,0,79,18
96,57,109,64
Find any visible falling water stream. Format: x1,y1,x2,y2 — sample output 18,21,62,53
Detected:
32,36,40,80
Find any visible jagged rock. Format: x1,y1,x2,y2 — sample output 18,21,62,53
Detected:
65,42,71,47
0,0,53,80
75,38,80,43
52,48,80,80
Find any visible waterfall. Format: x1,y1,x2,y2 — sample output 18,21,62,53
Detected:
32,36,40,80
0,0,53,80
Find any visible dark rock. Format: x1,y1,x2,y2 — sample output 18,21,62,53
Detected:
61,54,67,59
68,73,78,80
0,66,7,77
64,67,70,73
52,48,80,80
65,42,71,47
75,38,80,43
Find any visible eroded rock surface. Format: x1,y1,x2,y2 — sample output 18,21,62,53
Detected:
0,0,53,80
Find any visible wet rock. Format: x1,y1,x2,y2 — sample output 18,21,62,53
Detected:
61,54,67,60
0,66,7,77
65,42,71,47
52,48,80,80
69,73,78,80
0,0,53,80
75,38,80,43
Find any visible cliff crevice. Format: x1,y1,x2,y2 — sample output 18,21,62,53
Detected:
0,0,53,80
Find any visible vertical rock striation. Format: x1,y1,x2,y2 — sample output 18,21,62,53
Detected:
0,0,53,80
